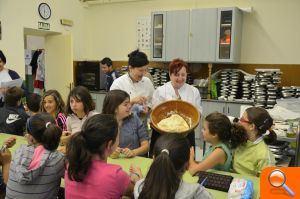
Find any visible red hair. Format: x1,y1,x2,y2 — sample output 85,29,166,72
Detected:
169,58,188,75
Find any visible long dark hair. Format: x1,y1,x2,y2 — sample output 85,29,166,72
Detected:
66,86,95,115
102,90,130,115
66,114,118,182
138,134,190,199
246,107,277,144
40,89,65,115
26,112,62,151
205,112,248,148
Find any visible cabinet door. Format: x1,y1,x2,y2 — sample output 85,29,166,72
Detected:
151,12,166,61
189,8,217,62
202,101,226,117
216,7,242,63
96,93,106,113
165,10,190,61
226,103,242,118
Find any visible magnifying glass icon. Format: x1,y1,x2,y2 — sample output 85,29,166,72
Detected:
268,169,295,197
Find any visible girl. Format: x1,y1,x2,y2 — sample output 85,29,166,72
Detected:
6,113,64,199
189,112,248,175
66,86,98,134
65,114,142,199
134,134,212,199
102,90,149,157
40,90,67,131
233,107,276,176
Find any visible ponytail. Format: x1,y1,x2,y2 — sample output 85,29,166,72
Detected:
139,152,180,199
66,114,118,182
138,134,189,199
229,123,248,148
66,132,92,182
41,123,62,151
263,130,277,145
26,113,62,151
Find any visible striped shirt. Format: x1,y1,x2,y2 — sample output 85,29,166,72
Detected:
6,144,64,199
56,112,67,131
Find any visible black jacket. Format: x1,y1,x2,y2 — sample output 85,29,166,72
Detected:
0,105,28,136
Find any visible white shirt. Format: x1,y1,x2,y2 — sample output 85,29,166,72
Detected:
110,73,155,107
0,68,13,100
152,81,202,113
66,110,99,134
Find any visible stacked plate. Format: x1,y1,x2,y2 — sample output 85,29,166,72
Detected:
292,86,300,98
219,70,241,100
241,75,255,100
280,86,295,98
151,68,169,88
254,69,281,109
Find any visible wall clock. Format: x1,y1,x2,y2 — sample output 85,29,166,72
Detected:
38,3,51,20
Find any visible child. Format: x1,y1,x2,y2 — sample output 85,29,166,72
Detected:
40,90,67,130
100,57,119,91
65,114,142,199
134,134,212,199
6,112,64,199
102,90,149,157
25,93,41,116
189,112,248,175
0,86,28,135
66,86,98,134
233,107,276,176
0,136,16,197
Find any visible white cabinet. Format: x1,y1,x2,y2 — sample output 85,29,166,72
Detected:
151,12,166,61
202,100,250,118
90,92,106,113
165,10,190,61
151,7,243,63
216,7,243,63
189,8,217,62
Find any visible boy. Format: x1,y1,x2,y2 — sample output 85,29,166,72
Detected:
25,93,41,116
0,87,28,136
100,57,118,91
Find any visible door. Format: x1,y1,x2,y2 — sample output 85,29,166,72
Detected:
165,10,190,61
189,8,217,62
45,34,73,100
151,11,166,61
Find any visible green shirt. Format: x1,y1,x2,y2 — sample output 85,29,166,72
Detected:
203,143,232,171
233,137,275,177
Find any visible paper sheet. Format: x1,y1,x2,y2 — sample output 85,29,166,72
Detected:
0,78,23,88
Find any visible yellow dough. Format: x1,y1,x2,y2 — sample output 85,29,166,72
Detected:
157,114,190,132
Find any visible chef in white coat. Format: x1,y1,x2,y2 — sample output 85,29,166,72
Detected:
151,58,202,153
110,49,154,114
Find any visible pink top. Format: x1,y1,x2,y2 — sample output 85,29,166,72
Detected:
65,159,130,199
28,145,46,170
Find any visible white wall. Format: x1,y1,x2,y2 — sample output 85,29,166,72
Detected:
0,0,87,78
86,0,300,64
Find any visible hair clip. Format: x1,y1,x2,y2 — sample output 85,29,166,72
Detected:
45,122,51,128
161,149,169,155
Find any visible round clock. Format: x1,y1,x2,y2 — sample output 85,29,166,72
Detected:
38,3,51,20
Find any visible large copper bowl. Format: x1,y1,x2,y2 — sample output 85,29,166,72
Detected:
150,100,200,136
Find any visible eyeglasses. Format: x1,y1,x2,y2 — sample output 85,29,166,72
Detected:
239,117,252,124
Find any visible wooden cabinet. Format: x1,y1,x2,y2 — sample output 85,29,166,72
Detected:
189,8,217,62
216,7,243,63
165,10,190,61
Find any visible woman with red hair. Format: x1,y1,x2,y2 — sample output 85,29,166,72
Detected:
151,58,202,154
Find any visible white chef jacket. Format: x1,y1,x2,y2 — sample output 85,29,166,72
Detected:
110,73,155,107
152,81,202,113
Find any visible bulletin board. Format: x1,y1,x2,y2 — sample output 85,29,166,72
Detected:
136,16,151,50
